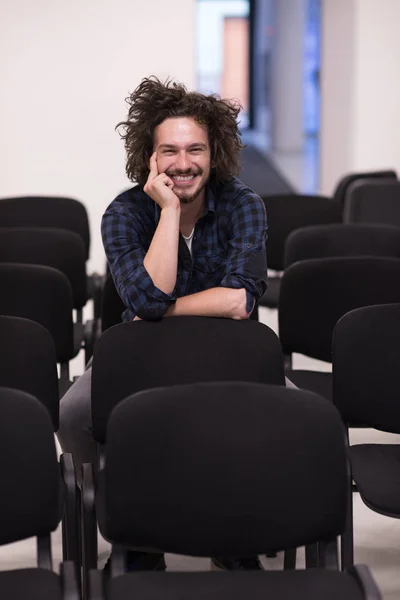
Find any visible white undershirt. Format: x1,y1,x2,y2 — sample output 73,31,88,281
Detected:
182,228,195,256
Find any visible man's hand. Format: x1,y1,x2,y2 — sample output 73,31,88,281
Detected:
143,152,180,210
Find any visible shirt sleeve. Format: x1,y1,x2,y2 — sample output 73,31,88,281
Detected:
101,207,177,320
219,192,268,313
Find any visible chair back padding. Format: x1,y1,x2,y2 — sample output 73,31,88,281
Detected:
103,382,347,555
0,227,87,309
279,256,400,362
344,180,400,227
0,264,74,363
0,316,59,429
333,170,397,205
92,317,285,443
261,195,342,270
101,273,125,332
0,195,90,259
0,388,61,545
333,304,400,432
285,223,400,267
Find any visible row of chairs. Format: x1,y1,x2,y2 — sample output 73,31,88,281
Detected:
0,308,392,598
260,168,399,308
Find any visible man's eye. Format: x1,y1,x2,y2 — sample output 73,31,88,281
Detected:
163,150,175,155
190,148,203,154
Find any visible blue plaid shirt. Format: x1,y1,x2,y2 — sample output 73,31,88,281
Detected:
101,176,268,321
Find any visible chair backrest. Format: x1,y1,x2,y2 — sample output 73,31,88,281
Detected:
92,317,285,443
103,382,347,556
333,170,397,205
285,223,400,267
0,387,60,545
0,316,59,430
261,195,342,271
101,273,125,332
0,227,87,309
0,264,74,364
333,304,400,433
279,256,400,362
0,196,90,260
344,180,400,227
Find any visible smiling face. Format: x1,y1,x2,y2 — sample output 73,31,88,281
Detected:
153,117,212,204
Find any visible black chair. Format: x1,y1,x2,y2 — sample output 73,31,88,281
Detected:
82,317,286,591
100,273,126,333
87,382,381,599
0,316,80,568
344,180,400,228
259,195,342,308
333,304,400,567
0,387,80,599
0,263,76,393
0,196,90,259
0,315,60,429
279,256,400,401
284,223,400,267
91,317,285,447
0,194,105,319
0,227,95,360
333,170,397,206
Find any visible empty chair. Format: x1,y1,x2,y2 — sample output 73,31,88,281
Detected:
81,317,286,589
0,194,105,320
344,180,400,227
333,169,397,206
0,195,90,259
0,227,87,313
284,223,400,267
279,256,400,401
0,264,76,392
91,317,285,446
333,304,400,566
0,315,59,429
259,194,342,308
0,387,80,598
86,382,381,599
0,227,97,361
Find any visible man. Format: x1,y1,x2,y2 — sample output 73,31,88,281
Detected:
58,76,268,571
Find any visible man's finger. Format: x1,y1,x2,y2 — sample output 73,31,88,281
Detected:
148,151,158,180
154,173,174,187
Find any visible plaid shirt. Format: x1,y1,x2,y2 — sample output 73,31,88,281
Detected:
101,176,268,321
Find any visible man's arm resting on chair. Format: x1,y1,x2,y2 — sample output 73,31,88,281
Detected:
163,287,252,320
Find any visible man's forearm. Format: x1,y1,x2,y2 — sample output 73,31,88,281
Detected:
143,206,180,294
164,287,250,320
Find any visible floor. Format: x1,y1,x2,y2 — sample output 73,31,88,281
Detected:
1,149,399,599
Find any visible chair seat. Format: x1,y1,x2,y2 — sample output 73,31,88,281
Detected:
350,444,400,517
285,370,333,402
0,568,63,600
258,277,281,308
107,569,365,600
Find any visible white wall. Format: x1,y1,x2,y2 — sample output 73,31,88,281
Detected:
0,0,195,272
320,0,400,195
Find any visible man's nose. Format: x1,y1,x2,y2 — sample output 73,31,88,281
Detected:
175,152,191,171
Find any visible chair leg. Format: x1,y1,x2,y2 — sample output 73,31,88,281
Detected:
284,548,297,570
60,453,81,594
305,544,319,568
82,463,98,600
341,475,354,571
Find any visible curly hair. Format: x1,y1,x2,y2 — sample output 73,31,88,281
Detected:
116,76,245,186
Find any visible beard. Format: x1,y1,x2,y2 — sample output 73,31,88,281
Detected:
166,168,209,204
